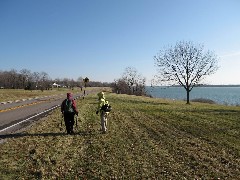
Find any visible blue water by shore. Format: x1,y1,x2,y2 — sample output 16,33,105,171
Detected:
146,86,240,106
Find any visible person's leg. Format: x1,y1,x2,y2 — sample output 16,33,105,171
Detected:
69,113,75,134
64,114,71,134
104,113,108,132
100,112,104,132
101,112,107,133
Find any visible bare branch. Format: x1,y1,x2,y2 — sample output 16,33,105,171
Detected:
154,41,219,103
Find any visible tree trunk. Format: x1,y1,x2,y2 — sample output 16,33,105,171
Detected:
186,89,190,104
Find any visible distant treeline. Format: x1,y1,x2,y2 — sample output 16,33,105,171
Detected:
0,69,113,90
1,68,147,97
201,85,240,87
171,84,240,87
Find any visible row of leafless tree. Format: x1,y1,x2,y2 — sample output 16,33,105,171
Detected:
0,69,112,90
112,67,147,96
0,69,51,90
0,67,146,95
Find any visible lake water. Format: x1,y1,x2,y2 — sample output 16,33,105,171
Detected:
146,86,240,106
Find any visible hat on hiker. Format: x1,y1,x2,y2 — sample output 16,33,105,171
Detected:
67,93,73,100
97,92,105,99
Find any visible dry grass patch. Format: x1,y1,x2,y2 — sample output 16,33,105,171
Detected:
0,92,240,179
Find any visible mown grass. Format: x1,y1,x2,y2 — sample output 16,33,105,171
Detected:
0,87,109,102
0,92,240,179
0,88,75,102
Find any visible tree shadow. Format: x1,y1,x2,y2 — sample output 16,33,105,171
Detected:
0,130,96,140
188,109,240,115
119,98,169,106
0,132,65,139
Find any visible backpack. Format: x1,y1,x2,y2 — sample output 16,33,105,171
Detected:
64,99,74,113
101,103,112,112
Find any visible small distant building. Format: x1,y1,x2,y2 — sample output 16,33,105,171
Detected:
52,82,61,88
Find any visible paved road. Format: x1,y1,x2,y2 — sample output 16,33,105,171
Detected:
0,92,83,135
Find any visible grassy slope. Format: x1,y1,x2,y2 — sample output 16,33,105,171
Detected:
0,92,240,179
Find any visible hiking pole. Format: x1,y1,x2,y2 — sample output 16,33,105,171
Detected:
75,115,78,131
60,114,63,131
106,113,110,132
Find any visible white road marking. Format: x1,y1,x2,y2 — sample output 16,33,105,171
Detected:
0,105,60,133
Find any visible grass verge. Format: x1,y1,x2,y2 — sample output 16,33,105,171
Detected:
0,92,240,179
0,87,110,102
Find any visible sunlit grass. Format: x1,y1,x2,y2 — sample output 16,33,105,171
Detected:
0,92,240,179
0,87,110,102
0,88,75,102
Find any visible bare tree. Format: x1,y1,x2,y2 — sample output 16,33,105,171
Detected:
39,72,50,90
8,69,18,88
32,72,40,89
0,69,113,90
77,76,84,87
113,67,146,96
20,69,32,89
0,69,19,88
154,41,219,104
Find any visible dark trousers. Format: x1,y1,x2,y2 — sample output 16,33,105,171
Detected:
63,112,75,134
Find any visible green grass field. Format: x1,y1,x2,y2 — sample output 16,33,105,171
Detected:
0,91,240,179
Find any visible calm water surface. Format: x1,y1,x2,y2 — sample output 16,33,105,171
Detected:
146,86,240,105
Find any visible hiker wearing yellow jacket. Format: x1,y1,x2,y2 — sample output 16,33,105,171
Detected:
96,91,109,133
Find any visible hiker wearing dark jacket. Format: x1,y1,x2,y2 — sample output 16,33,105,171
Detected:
61,93,78,134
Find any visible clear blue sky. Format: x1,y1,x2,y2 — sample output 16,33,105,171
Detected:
1,0,240,85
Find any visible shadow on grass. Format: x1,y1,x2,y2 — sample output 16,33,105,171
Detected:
0,132,66,139
0,130,97,139
188,109,240,114
117,98,170,106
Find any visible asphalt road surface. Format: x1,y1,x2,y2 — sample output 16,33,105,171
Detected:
0,92,83,135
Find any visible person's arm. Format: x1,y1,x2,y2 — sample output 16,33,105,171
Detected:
96,99,104,114
61,100,65,113
61,99,66,117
